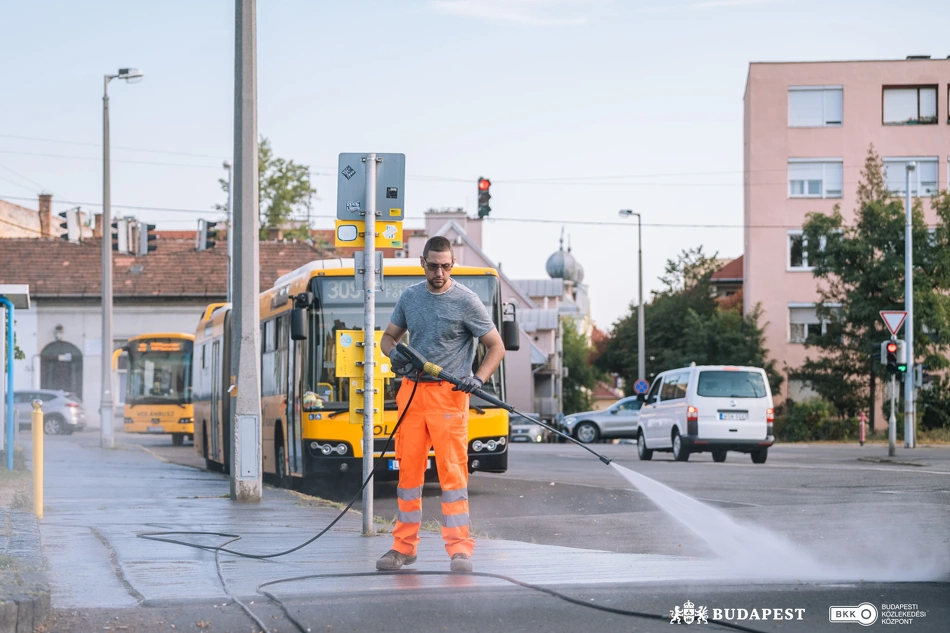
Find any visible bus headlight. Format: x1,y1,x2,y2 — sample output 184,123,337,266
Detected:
178,417,193,425
310,442,319,450
472,440,484,452
486,440,497,451
335,443,348,455
321,444,333,456
124,418,133,425
497,436,506,446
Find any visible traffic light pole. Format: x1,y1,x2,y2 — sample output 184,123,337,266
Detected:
362,154,378,536
888,374,896,457
904,163,916,449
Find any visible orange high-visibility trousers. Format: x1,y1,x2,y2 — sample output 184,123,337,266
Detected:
390,379,473,558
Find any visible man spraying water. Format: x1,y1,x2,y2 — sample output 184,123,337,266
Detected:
375,236,505,573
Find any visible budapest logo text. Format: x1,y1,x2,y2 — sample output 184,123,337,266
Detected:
670,600,805,624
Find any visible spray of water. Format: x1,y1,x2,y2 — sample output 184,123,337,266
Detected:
610,462,948,582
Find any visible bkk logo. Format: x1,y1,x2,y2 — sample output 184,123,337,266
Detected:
829,603,878,626
670,600,805,625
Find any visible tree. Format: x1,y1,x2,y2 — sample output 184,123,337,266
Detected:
595,246,783,395
561,318,602,414
796,146,950,416
218,137,316,240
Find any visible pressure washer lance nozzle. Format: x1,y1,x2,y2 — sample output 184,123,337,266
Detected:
599,455,612,465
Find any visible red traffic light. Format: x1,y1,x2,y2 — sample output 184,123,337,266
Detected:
886,342,898,354
478,178,491,191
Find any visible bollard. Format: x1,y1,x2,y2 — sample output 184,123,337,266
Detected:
31,399,43,519
858,411,868,447
859,417,865,446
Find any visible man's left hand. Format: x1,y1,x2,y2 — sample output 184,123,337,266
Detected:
453,376,483,394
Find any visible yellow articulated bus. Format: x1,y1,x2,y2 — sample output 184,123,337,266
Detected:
193,259,519,487
120,333,195,446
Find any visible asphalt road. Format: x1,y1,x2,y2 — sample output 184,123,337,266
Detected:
75,432,949,633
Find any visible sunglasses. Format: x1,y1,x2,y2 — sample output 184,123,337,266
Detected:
422,259,454,272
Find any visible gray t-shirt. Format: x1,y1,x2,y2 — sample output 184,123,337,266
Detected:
390,280,495,381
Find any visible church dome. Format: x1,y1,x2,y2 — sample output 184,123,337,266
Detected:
545,232,584,283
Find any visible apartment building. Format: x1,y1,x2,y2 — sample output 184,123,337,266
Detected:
743,56,950,410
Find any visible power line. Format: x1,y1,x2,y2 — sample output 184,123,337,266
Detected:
0,164,48,191
0,149,221,170
0,133,227,160
0,175,38,194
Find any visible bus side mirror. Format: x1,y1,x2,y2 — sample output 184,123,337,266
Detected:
502,302,520,351
290,292,313,341
291,309,307,340
503,321,520,351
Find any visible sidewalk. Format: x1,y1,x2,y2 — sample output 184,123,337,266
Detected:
10,433,727,625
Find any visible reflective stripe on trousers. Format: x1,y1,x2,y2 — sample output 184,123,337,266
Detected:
391,379,474,558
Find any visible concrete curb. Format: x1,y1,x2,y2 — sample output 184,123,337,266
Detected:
0,509,50,633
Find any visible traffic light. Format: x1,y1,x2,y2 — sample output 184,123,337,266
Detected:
884,340,898,374
477,177,491,218
895,339,907,374
881,339,907,375
111,219,130,253
196,219,216,251
58,208,81,243
139,222,157,255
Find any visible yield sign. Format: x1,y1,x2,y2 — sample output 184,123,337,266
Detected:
880,311,907,336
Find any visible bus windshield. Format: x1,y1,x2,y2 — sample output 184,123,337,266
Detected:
127,339,194,406
310,275,503,407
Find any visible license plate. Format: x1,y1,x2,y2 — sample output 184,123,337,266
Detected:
388,458,432,471
147,426,165,433
719,412,747,421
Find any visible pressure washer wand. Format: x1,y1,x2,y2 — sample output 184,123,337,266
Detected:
395,343,611,465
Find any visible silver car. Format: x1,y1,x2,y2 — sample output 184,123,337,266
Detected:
14,390,87,435
562,396,643,443
509,413,550,443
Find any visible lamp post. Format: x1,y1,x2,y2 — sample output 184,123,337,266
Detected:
618,210,645,382
904,162,916,448
223,159,234,304
101,67,143,449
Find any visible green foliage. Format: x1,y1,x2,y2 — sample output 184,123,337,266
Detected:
2,324,26,366
796,146,950,417
218,137,317,239
561,318,602,414
919,376,950,430
774,398,854,442
595,246,782,395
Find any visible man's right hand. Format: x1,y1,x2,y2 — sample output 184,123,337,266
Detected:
389,347,414,375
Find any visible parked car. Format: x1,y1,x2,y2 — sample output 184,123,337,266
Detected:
14,390,86,435
561,396,643,443
509,413,549,443
636,364,774,463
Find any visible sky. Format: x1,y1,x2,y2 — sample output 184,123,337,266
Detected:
2,0,949,330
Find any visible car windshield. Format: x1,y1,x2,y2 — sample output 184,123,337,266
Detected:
697,371,767,398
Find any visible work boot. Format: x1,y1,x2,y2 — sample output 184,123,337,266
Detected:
450,553,473,573
376,549,417,571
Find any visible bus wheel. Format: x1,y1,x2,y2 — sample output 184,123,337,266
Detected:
172,433,184,446
276,443,291,489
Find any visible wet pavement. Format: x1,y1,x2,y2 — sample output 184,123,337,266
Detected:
7,431,950,632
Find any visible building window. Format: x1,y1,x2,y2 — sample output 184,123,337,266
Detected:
788,160,843,198
787,231,827,270
883,86,937,125
788,86,843,127
789,306,824,344
883,158,939,197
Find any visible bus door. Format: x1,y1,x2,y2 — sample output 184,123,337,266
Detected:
210,340,221,460
286,337,303,475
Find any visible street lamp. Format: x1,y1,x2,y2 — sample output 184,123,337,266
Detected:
618,210,646,383
101,67,143,449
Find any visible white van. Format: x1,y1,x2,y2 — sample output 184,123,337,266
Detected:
635,364,774,464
